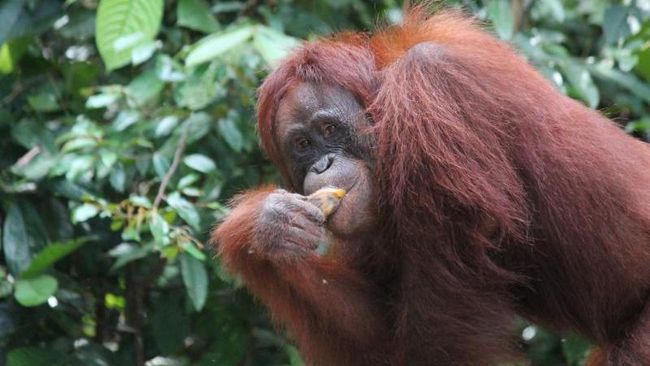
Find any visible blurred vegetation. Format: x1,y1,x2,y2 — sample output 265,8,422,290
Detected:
0,0,648,365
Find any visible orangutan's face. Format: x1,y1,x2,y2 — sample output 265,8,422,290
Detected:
274,82,377,238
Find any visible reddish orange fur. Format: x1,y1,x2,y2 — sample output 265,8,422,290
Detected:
214,187,388,365
214,6,650,365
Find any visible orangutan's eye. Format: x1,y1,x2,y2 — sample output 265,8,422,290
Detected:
295,137,311,150
323,123,336,138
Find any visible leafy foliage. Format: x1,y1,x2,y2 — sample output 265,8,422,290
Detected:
0,0,648,365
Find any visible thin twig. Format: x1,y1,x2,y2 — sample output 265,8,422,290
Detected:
15,146,41,167
1,82,25,105
152,126,189,211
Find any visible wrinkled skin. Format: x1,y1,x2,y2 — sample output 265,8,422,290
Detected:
254,82,377,255
253,190,327,262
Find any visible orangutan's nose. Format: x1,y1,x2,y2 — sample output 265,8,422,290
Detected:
310,154,334,174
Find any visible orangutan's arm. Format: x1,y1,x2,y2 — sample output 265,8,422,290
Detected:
212,187,387,365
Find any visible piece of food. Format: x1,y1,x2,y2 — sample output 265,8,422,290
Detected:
306,187,347,218
305,187,346,256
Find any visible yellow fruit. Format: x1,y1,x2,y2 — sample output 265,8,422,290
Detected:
307,187,347,217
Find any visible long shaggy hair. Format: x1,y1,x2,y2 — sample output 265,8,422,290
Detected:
248,6,650,365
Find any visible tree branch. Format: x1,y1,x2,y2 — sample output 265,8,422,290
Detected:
152,126,189,211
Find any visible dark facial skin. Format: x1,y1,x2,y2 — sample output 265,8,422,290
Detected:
273,82,377,238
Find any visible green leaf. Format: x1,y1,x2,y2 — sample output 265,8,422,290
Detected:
153,151,171,178
177,0,219,33
131,40,157,65
487,0,514,40
180,253,207,311
185,25,255,67
0,0,25,46
174,65,219,110
21,238,90,278
636,47,650,82
127,69,164,106
96,0,164,71
560,61,600,108
184,112,212,143
0,39,28,74
109,242,154,271
72,203,100,223
0,43,14,73
27,93,59,112
156,116,179,137
253,26,300,66
178,173,199,189
539,0,564,22
12,118,56,150
86,93,119,108
603,5,629,45
3,201,48,275
14,274,58,307
184,154,216,173
590,62,650,102
217,118,244,152
180,239,206,261
167,192,200,230
110,164,127,192
11,150,56,180
113,110,140,131
7,347,62,366
149,211,170,248
62,137,97,152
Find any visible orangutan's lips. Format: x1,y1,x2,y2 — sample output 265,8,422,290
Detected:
346,176,359,194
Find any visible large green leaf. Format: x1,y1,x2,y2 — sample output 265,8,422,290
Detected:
185,25,255,67
14,274,58,307
21,238,90,278
3,201,48,275
96,0,164,71
180,253,207,311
